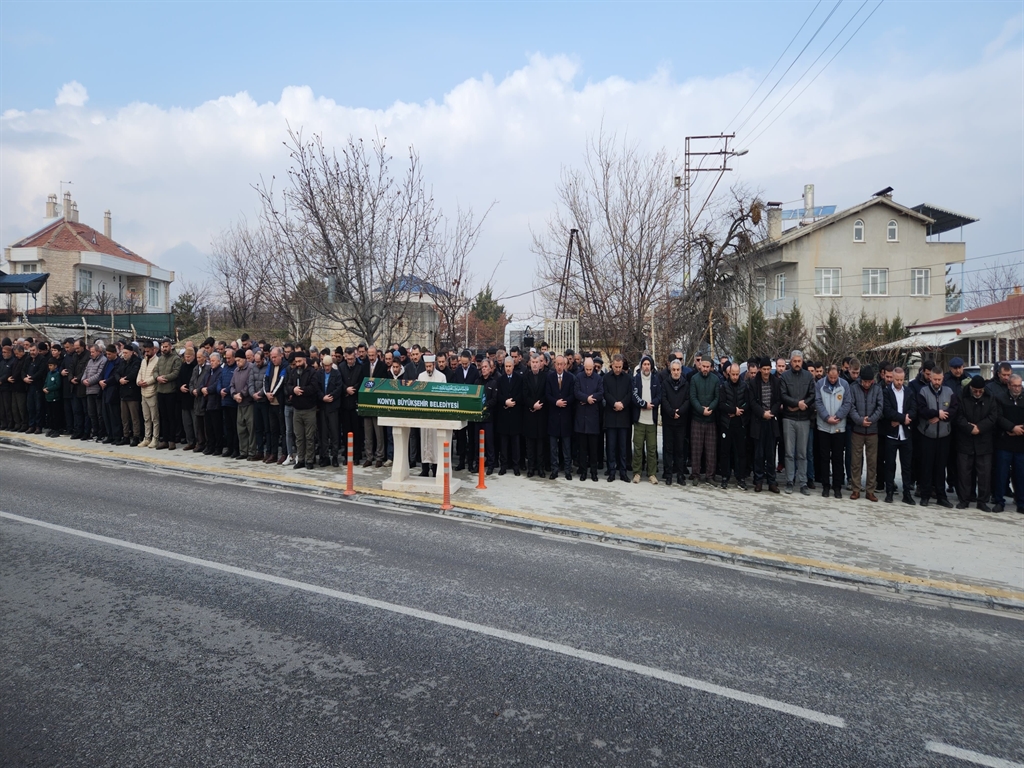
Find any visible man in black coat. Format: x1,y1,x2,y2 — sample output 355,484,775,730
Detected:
521,353,548,477
747,357,783,493
545,355,576,480
660,359,690,485
318,350,345,467
718,363,750,490
495,356,524,475
337,347,364,464
954,375,999,510
602,354,633,482
881,366,917,504
451,350,479,470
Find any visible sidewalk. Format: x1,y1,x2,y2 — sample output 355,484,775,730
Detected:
4,431,1023,609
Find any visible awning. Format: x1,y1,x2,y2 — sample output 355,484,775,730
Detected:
872,330,961,351
910,204,979,236
958,320,1024,339
0,270,49,295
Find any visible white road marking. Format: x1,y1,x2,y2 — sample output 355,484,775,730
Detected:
925,741,1024,767
2,510,845,729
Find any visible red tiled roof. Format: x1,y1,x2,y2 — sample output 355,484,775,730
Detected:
11,219,153,266
914,293,1024,327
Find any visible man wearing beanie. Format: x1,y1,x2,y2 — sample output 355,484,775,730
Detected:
848,365,883,501
954,375,998,511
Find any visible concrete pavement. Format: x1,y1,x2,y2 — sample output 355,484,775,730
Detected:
2,430,1022,608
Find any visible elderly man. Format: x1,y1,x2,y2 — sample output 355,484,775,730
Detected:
747,357,782,493
603,354,633,482
631,354,660,484
848,366,884,501
522,353,548,478
954,375,998,511
689,358,719,485
187,349,208,453
263,347,288,464
546,355,575,480
718,363,749,490
81,343,107,440
780,349,816,494
361,345,389,467
660,359,690,485
815,364,852,499
992,374,1024,513
574,357,603,482
916,367,957,508
495,355,524,476
230,349,256,460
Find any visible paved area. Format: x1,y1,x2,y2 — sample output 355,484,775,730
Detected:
3,431,1022,604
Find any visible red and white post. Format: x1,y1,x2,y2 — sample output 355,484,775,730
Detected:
344,431,356,496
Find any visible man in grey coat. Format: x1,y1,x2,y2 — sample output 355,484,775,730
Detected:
848,365,884,501
779,349,816,495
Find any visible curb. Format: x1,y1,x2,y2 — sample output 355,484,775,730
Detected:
4,434,1023,613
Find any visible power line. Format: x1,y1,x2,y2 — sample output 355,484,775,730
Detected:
725,0,823,132
733,0,845,135
746,0,886,148
740,0,869,143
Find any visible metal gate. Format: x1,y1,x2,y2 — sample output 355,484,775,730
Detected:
542,318,579,354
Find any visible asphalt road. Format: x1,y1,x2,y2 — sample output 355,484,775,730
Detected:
2,446,1022,767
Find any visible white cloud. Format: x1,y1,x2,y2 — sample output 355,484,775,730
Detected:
3,51,1022,318
985,13,1023,58
54,80,88,107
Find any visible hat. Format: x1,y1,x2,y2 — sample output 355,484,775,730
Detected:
970,375,987,389
423,354,436,363
759,357,772,368
860,366,875,381
950,357,965,367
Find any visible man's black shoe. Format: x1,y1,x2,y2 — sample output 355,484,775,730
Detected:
920,497,929,507
884,493,894,503
992,503,1005,513
902,493,915,505
579,473,586,481
956,501,968,510
294,461,306,470
937,498,953,508
565,471,572,480
822,487,830,498
664,476,672,486
590,470,598,481
977,502,991,512
420,464,431,477
806,481,816,490
486,466,494,475
498,467,506,476
454,462,465,472
332,457,340,467
621,472,630,482
514,468,521,477
549,470,558,480
307,463,317,470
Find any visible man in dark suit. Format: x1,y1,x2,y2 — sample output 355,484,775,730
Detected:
521,353,549,477
545,354,575,480
318,350,344,467
747,357,783,493
882,366,917,504
452,350,480,471
496,356,524,475
361,345,389,467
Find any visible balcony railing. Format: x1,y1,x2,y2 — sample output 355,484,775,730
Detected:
763,295,796,318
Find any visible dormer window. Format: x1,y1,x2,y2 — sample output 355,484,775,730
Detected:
853,219,864,242
887,220,898,242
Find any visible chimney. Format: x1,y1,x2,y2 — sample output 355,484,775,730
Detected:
766,202,783,241
104,210,112,239
45,194,58,218
63,191,73,221
70,201,80,223
801,184,815,225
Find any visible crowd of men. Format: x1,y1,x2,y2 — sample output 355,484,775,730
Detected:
1,333,1022,514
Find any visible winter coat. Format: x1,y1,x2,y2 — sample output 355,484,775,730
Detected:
848,381,883,436
177,358,198,408
154,352,182,395
9,354,27,394
717,378,749,431
25,354,48,393
44,369,62,402
338,362,363,411
285,366,322,411
631,367,662,426
0,352,13,391
660,374,690,427
780,368,816,422
59,350,77,397
881,385,917,441
495,370,524,435
451,364,480,386
815,377,852,434
81,354,106,395
602,370,633,430
230,363,255,406
317,367,344,413
689,372,719,423
137,354,159,398
478,374,498,423
955,389,999,456
545,370,575,438
573,371,604,435
189,363,209,416
203,365,225,411
101,357,120,405
117,355,142,401
521,370,548,439
746,374,783,439
996,389,1024,453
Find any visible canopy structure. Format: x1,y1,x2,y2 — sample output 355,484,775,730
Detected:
872,330,961,352
910,204,978,237
0,270,49,295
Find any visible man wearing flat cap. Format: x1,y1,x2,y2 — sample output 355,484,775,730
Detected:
954,375,999,510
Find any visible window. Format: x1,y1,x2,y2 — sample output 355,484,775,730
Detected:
911,268,931,296
814,326,827,345
754,277,767,306
20,263,39,273
78,269,92,295
853,219,864,242
148,279,161,308
775,273,786,299
815,268,842,296
862,268,888,296
887,220,898,242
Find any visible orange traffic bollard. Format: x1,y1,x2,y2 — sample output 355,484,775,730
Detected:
344,432,356,496
441,441,453,510
476,429,487,490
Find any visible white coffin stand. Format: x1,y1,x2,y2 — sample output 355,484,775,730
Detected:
379,417,468,495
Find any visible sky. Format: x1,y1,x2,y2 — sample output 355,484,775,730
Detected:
1,0,1022,319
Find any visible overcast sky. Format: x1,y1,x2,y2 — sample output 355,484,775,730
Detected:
2,1,1021,318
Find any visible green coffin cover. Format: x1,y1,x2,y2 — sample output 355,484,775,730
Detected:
357,378,485,420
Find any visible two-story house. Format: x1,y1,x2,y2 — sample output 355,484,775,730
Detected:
746,186,976,344
2,192,174,314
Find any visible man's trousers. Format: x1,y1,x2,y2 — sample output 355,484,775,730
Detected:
690,420,716,479
499,431,521,471
237,404,255,458
957,452,992,506
363,416,385,463
992,449,1024,509
918,435,951,501
662,421,686,479
549,433,571,475
752,428,777,485
157,391,178,443
222,407,238,456
267,405,284,458
719,419,747,482
293,408,318,466
120,400,142,439
576,432,600,476
141,395,159,444
319,409,339,461
632,422,657,477
605,426,630,477
816,430,845,492
849,432,878,494
0,389,12,430
782,418,811,488
884,437,913,495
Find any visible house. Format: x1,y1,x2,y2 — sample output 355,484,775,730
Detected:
2,192,174,314
745,185,976,345
875,291,1024,373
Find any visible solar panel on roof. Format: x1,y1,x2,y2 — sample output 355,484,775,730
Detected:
780,205,836,220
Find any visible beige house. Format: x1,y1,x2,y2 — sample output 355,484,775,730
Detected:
747,187,975,343
2,192,174,314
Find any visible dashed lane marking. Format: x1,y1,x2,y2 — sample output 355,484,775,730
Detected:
924,740,1024,767
1,510,846,729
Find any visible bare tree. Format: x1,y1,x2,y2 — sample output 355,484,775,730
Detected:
208,218,273,329
423,204,493,350
961,262,1024,310
532,131,688,360
256,128,441,346
93,287,116,314
50,290,93,314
